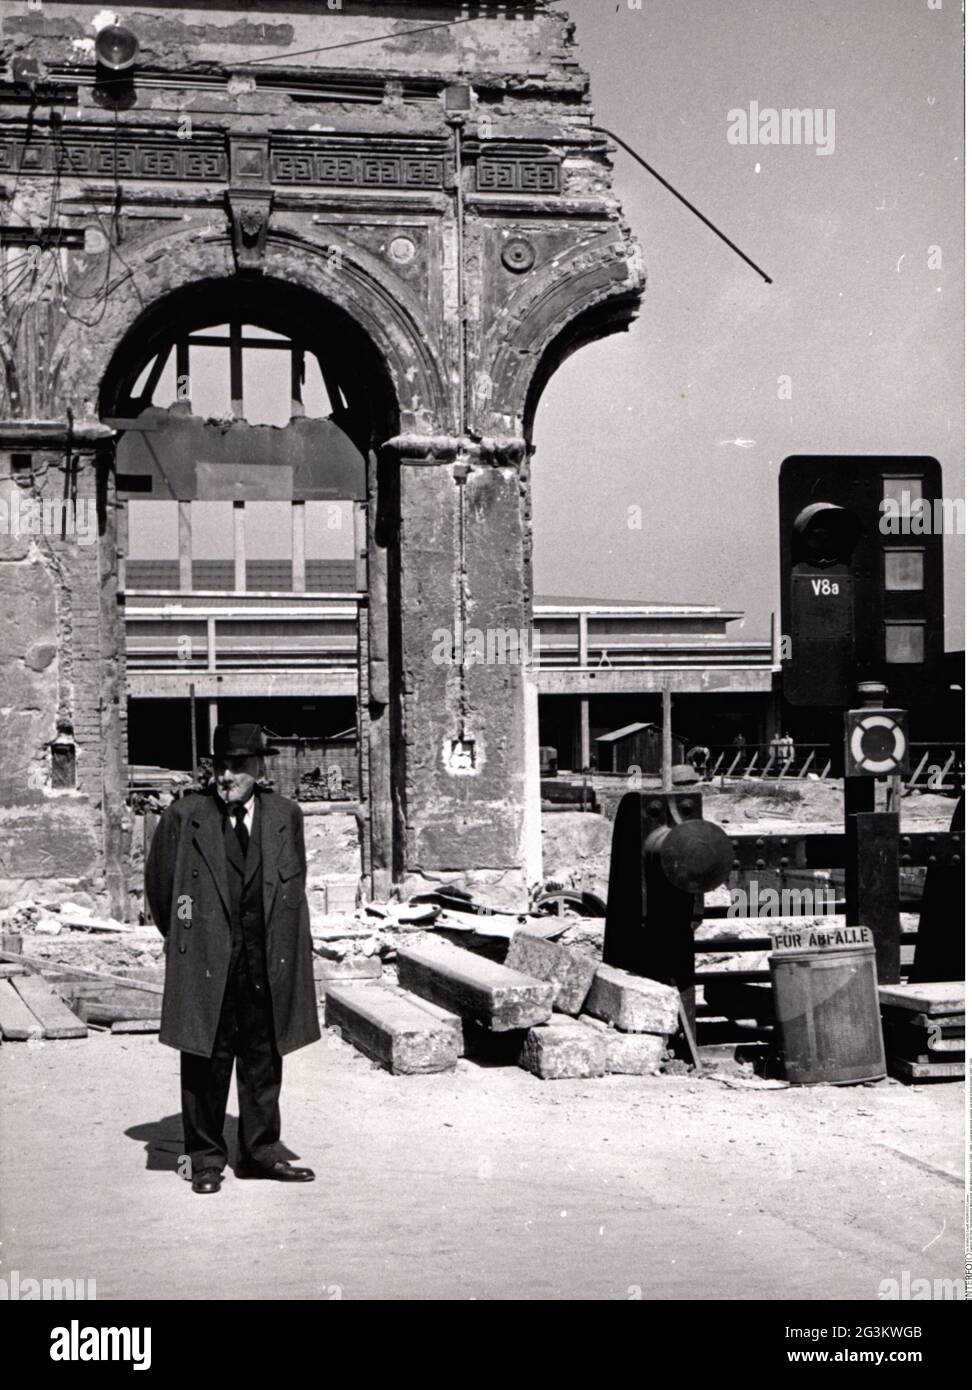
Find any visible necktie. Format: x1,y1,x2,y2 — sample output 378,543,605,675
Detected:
231,801,250,857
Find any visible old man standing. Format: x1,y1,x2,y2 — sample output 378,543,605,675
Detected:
145,723,320,1194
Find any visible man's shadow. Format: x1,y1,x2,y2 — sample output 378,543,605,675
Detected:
126,1116,296,1174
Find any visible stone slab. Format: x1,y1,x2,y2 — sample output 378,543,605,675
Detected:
584,964,679,1035
388,985,463,1051
505,930,597,1015
582,1016,666,1074
314,955,382,991
324,982,459,1075
519,1018,607,1080
396,937,554,1032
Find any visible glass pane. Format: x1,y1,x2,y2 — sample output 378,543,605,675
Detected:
188,344,232,418
306,500,354,558
191,501,234,558
883,551,924,591
152,349,177,406
883,476,923,508
243,324,288,340
128,500,177,557
246,502,292,558
885,623,924,664
302,353,333,417
130,355,156,396
242,347,292,426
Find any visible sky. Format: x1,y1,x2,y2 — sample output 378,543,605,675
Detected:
529,0,963,648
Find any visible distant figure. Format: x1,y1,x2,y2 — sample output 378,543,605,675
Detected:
688,744,711,779
780,732,795,764
768,731,783,768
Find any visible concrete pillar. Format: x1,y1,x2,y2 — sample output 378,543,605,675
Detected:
521,673,542,887
579,698,591,772
661,685,673,791
233,500,245,592
291,501,305,593
178,501,192,592
395,450,530,909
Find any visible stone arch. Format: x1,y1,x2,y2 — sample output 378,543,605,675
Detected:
48,224,449,435
480,241,644,442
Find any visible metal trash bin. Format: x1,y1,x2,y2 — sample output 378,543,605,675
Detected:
770,926,886,1085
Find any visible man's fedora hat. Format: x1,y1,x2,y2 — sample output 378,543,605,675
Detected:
212,723,279,760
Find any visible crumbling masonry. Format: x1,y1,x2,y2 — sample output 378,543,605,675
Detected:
0,1,643,914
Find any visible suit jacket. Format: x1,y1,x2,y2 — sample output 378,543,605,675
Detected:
145,787,321,1059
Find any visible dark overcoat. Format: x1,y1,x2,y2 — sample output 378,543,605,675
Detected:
144,787,321,1059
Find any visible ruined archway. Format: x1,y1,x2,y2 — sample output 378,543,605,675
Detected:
98,273,408,902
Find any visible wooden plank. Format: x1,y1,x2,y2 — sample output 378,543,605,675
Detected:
0,962,27,978
79,1002,161,1026
0,978,44,1040
879,982,965,1016
889,1057,965,1081
880,1006,964,1033
110,1019,161,1034
884,1025,964,1061
11,974,87,1039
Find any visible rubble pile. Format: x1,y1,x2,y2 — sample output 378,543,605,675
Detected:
324,925,681,1081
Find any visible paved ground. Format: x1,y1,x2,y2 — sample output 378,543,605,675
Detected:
0,1029,963,1301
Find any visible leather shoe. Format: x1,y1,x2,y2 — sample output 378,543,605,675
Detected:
191,1167,223,1195
236,1159,315,1183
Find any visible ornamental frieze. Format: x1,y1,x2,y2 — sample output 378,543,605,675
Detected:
0,126,563,196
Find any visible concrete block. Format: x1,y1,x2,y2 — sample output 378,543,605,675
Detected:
519,1018,607,1080
397,937,554,1032
314,955,382,993
324,983,459,1075
388,984,463,1052
584,964,679,1035
505,929,597,1015
605,1030,665,1075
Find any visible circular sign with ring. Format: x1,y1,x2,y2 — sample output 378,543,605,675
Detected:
845,709,908,776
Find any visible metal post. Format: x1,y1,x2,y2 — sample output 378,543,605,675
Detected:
661,684,672,792
189,681,197,777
